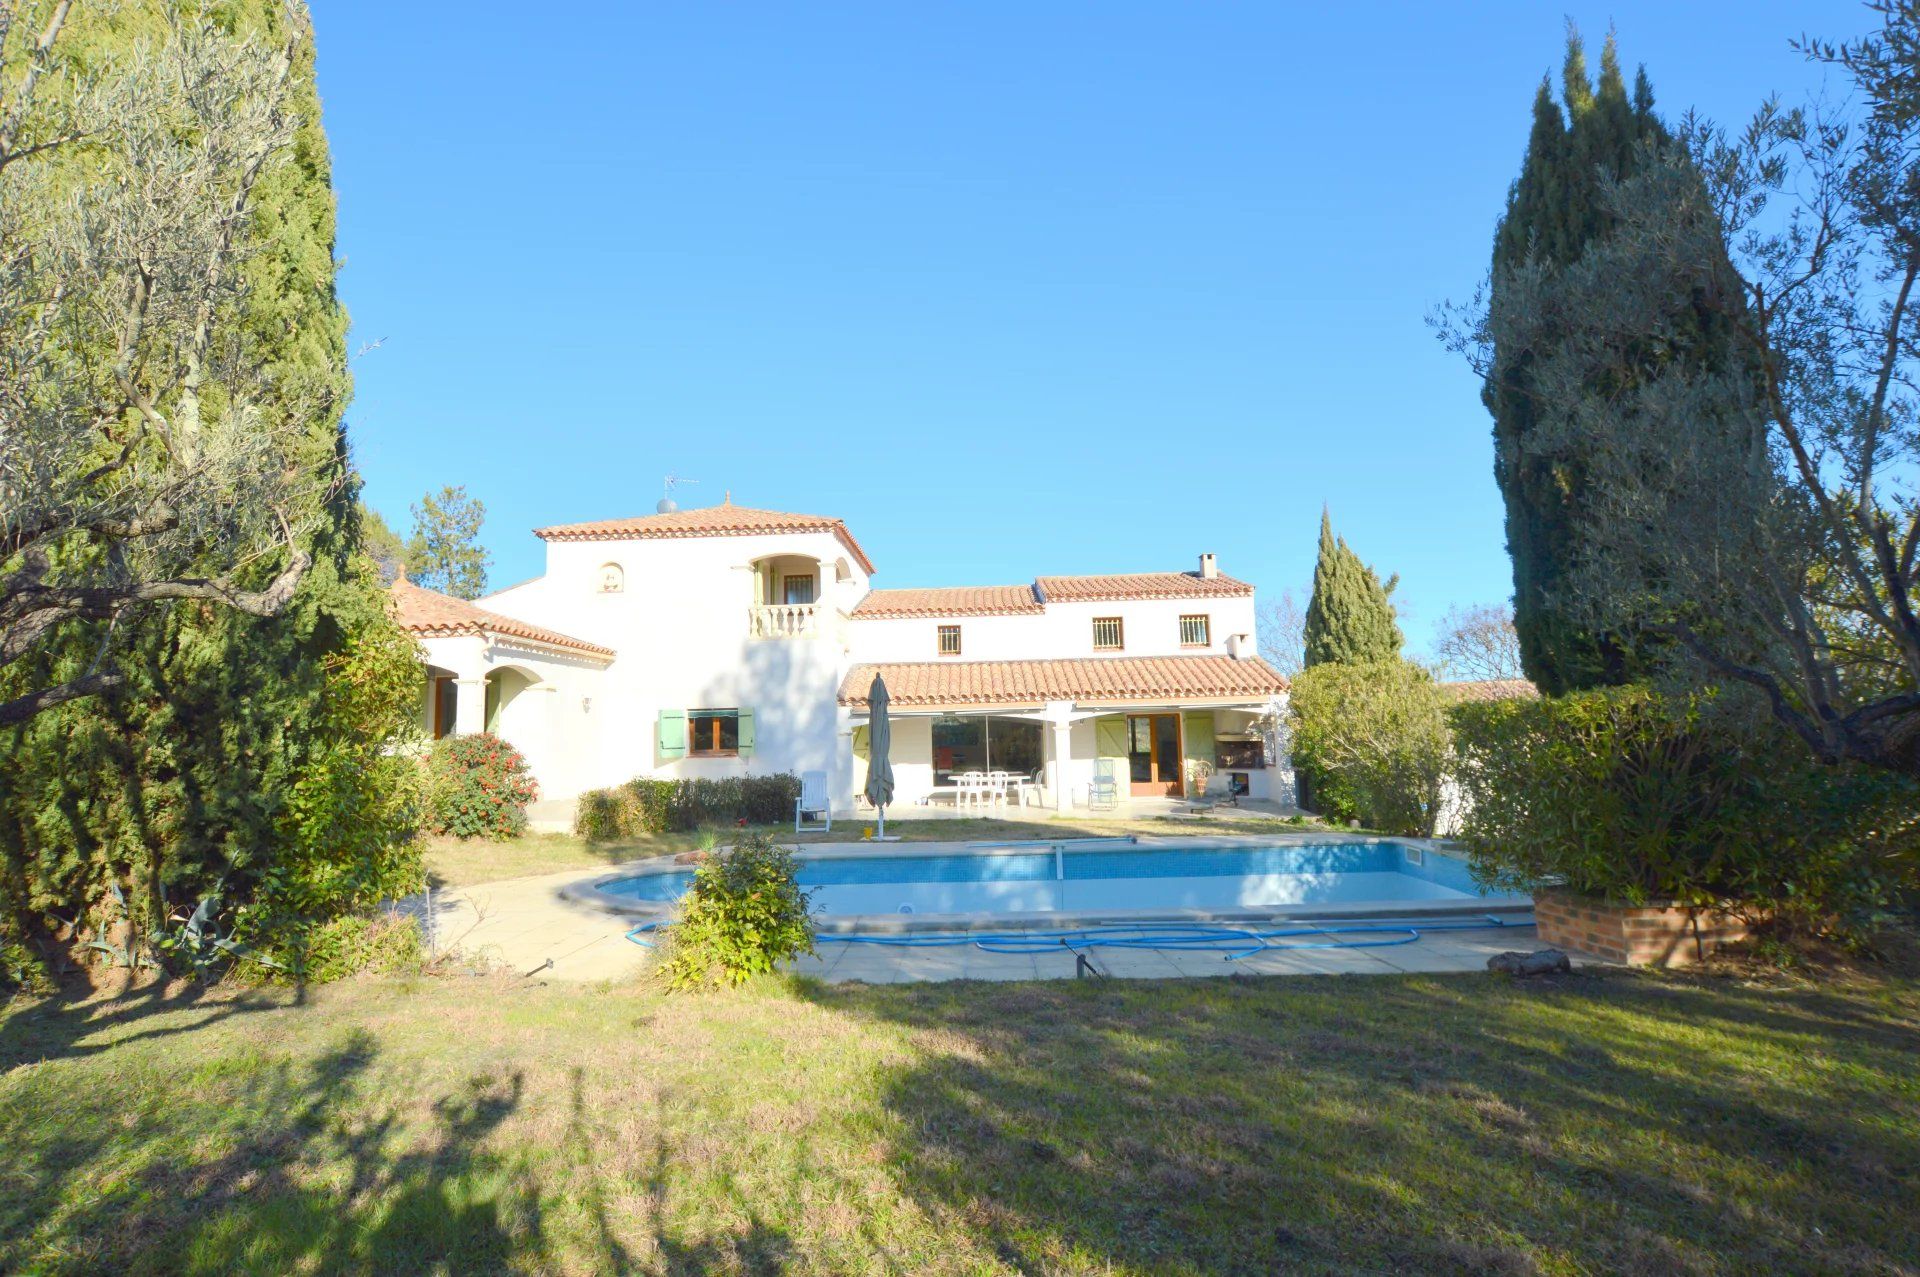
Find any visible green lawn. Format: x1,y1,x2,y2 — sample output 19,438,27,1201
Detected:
4,964,1916,1274
425,812,1335,889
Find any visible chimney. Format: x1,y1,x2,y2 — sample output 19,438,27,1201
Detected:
1198,552,1218,580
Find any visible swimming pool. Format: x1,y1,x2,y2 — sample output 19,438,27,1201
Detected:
592,839,1517,921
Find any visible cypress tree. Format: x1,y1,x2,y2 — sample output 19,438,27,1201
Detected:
1303,511,1404,667
1484,28,1701,694
0,3,418,970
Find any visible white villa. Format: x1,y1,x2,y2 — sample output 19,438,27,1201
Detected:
392,499,1293,816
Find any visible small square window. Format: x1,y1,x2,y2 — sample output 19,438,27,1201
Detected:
1179,614,1210,647
1093,617,1124,650
937,624,962,656
688,709,739,756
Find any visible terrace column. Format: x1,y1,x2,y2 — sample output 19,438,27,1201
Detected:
1050,721,1074,811
453,677,486,736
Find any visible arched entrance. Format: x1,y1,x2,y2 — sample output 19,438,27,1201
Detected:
485,666,542,737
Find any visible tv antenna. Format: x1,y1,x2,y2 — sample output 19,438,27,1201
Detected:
657,473,698,514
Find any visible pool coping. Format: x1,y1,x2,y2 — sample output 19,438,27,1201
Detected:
557,832,1535,933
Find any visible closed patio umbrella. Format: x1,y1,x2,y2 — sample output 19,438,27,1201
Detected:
864,674,896,840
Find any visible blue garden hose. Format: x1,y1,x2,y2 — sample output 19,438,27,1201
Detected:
625,921,668,949
626,915,1525,962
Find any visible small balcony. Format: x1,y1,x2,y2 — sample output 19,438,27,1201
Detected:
749,602,819,639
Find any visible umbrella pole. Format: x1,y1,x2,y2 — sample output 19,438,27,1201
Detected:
876,805,885,840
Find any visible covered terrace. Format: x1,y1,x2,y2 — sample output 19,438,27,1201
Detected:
838,655,1291,812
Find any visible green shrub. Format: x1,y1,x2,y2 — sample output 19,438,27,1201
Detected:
574,774,803,838
279,912,426,983
659,832,815,991
1290,660,1451,835
1450,685,1920,934
0,929,53,994
424,733,538,840
2,594,425,985
574,789,622,841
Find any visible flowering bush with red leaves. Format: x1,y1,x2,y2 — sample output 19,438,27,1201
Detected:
424,733,539,840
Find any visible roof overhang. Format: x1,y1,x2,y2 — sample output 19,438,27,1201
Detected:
845,695,1282,721
482,631,618,665
534,515,877,576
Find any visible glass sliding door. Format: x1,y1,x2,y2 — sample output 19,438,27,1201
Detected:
932,716,986,785
932,715,1046,786
990,717,1043,780
1126,713,1184,796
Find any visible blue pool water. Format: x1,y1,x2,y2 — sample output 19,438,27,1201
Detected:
597,841,1504,918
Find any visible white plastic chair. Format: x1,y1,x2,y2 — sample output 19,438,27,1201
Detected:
795,770,831,832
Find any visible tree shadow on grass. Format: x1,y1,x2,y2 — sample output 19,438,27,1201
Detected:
2,984,819,1275
799,969,1920,1276
1,992,542,1274
0,976,298,1070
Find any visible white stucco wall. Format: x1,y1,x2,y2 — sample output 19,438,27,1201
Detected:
847,593,1258,664
412,632,608,802
438,524,1285,813
468,528,869,800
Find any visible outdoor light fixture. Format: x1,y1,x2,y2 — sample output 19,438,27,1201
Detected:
581,697,592,713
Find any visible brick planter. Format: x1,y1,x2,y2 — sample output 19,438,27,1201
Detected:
1533,887,1752,967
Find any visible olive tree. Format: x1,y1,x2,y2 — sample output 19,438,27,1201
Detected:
0,6,331,727
1442,2,1920,778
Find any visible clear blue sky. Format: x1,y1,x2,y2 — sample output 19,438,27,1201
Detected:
315,1,1862,654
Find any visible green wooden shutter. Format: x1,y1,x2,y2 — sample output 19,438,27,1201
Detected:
737,709,755,756
657,709,686,759
1182,713,1215,766
852,725,870,759
1183,711,1216,790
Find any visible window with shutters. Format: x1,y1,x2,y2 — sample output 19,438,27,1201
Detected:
937,624,961,656
688,709,740,756
1093,616,1124,650
1179,614,1210,647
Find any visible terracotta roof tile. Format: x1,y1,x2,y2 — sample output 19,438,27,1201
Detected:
1442,678,1540,703
389,578,616,659
839,656,1289,708
532,503,876,575
1035,571,1254,602
850,585,1043,618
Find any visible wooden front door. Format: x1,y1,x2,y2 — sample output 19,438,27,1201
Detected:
1127,713,1183,796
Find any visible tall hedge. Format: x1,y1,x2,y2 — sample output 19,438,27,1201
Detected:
1449,685,1920,932
576,776,805,839
1289,660,1449,836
